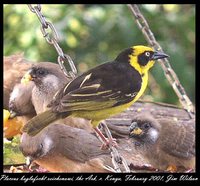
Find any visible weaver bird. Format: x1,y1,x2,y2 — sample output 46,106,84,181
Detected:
129,114,195,172
22,45,169,146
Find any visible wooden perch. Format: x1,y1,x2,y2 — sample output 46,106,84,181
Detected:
5,101,194,172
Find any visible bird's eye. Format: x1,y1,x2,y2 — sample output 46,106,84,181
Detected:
143,123,151,129
145,52,151,57
38,69,45,75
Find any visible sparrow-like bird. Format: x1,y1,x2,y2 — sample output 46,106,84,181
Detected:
20,62,93,132
3,54,36,138
5,55,92,136
20,124,112,172
20,122,150,173
3,53,34,109
9,82,36,118
21,62,70,114
22,45,169,142
129,114,195,172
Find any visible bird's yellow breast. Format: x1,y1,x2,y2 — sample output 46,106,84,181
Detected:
72,72,148,127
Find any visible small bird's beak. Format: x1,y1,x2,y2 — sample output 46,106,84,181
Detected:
130,127,143,136
21,71,32,85
152,51,169,60
3,109,10,122
9,110,17,119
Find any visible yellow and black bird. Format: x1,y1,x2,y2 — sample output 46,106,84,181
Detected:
22,45,169,145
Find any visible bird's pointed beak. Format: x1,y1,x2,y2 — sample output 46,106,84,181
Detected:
130,127,143,136
21,70,32,85
9,110,17,119
152,51,169,60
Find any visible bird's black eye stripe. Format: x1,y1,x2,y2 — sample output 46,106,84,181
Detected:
138,51,154,66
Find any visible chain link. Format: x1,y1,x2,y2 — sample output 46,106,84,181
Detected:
128,4,195,119
99,122,130,172
27,4,77,79
27,4,129,172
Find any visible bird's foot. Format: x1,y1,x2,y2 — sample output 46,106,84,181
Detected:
31,166,49,173
100,137,117,150
166,165,177,173
27,162,49,173
184,168,194,173
94,126,118,150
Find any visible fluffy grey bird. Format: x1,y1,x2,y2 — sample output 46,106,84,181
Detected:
9,82,36,118
129,114,195,172
8,62,68,119
22,62,70,114
20,124,112,172
20,62,92,132
3,53,34,109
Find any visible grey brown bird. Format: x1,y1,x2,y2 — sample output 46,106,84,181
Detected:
20,124,112,172
7,62,72,125
20,63,93,132
19,122,149,173
129,114,195,172
21,62,70,114
9,82,36,118
3,54,36,138
5,55,92,136
3,53,34,109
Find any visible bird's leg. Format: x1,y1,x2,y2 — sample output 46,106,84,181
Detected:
100,122,118,147
94,122,117,150
166,165,177,172
94,127,111,150
95,123,130,172
25,157,49,173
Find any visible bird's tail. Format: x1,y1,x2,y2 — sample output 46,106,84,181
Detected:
22,110,69,136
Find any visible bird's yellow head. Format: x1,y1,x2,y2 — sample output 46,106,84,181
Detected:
116,45,169,75
131,45,169,74
132,45,169,74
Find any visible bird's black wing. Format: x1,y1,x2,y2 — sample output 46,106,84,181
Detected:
50,61,142,112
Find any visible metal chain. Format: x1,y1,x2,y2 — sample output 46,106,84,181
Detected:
99,122,130,172
27,4,130,172
127,4,195,119
27,4,77,79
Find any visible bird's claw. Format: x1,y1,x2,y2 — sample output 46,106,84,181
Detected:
184,168,194,173
100,137,118,150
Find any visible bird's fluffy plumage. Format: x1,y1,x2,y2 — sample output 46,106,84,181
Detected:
129,114,195,171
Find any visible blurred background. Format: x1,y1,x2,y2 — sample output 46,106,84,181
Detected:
4,4,195,106
3,4,195,168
